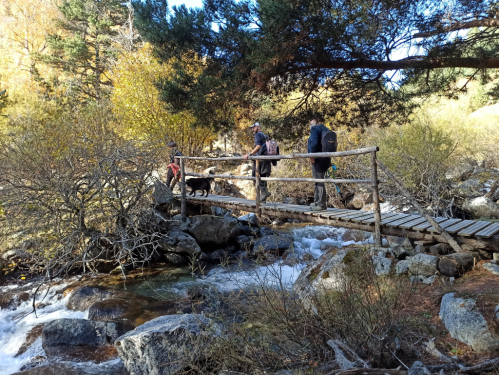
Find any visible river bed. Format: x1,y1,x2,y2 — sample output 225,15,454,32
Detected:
0,225,374,374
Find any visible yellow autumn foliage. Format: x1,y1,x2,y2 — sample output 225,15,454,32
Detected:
110,43,216,155
0,0,62,94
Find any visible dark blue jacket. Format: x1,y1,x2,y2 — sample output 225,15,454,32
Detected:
307,124,330,153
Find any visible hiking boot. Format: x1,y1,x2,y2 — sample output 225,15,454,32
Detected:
259,191,271,203
310,204,326,211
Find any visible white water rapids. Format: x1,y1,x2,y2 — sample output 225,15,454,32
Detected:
0,225,374,374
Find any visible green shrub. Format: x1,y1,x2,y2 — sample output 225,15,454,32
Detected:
375,116,456,206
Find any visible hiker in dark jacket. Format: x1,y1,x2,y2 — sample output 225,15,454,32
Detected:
166,140,183,189
307,113,332,211
244,122,272,203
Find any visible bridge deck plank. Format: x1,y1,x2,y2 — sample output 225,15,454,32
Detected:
380,214,409,225
427,219,462,232
386,215,421,227
398,217,428,229
362,212,399,224
475,222,499,238
412,217,447,231
338,211,373,221
321,210,359,219
444,220,476,234
350,213,376,222
182,195,498,243
457,221,492,236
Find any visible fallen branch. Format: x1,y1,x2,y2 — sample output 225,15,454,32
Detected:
328,369,407,375
327,340,370,370
459,357,499,373
424,338,455,364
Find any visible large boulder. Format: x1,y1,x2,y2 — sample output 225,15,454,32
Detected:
445,162,475,181
452,179,483,198
153,180,174,206
386,236,414,250
463,197,499,219
238,213,260,227
201,249,229,263
114,314,220,375
210,206,231,217
236,235,252,250
428,243,452,255
0,290,30,309
483,262,499,276
164,252,189,265
408,253,439,277
437,252,479,277
158,230,201,256
439,293,499,352
372,253,392,275
42,319,132,362
66,286,154,312
293,249,353,310
253,235,292,255
396,260,409,275
88,299,142,324
66,287,116,311
13,360,129,375
347,192,373,209
183,215,240,245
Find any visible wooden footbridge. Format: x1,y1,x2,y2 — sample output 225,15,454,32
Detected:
177,147,499,252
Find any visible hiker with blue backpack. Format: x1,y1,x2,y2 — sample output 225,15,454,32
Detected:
308,113,337,211
244,122,279,203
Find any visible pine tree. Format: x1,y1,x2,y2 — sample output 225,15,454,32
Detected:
40,0,127,100
133,0,499,130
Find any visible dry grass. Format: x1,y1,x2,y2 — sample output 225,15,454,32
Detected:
174,251,430,374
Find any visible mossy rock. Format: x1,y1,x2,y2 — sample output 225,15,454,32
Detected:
473,171,499,184
342,249,362,265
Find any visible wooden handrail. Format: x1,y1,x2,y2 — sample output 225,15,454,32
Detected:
184,172,383,184
177,147,379,161
179,146,383,247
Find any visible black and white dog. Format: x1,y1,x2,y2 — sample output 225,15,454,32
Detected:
186,170,214,197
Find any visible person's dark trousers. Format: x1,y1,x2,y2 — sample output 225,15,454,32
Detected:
166,166,175,188
259,172,269,192
312,163,326,206
252,162,269,195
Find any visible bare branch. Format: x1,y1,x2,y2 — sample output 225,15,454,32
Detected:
414,18,499,38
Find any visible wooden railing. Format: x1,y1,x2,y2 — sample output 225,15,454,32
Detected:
178,146,383,246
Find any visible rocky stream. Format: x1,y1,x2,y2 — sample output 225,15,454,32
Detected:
1,207,499,374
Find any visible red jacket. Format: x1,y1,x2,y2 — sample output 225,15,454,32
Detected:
168,163,180,177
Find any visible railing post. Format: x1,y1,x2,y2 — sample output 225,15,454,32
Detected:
180,157,187,222
371,151,382,247
255,159,261,219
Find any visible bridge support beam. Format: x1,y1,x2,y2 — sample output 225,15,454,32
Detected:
371,151,382,247
180,158,187,222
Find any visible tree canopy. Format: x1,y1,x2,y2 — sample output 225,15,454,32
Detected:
133,0,499,131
